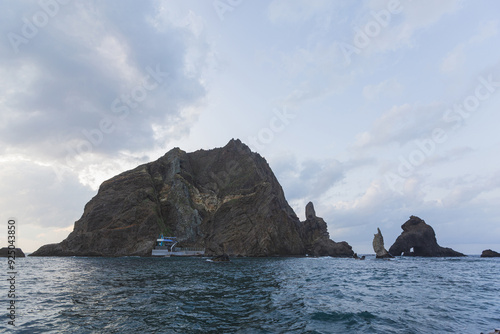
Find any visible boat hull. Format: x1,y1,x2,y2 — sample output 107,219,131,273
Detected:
151,249,205,257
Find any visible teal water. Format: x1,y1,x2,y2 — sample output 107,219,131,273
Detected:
2,256,499,333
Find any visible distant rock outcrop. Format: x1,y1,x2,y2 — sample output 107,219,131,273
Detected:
388,216,465,257
31,139,354,257
211,254,230,262
353,253,365,260
481,249,500,257
0,247,25,257
372,228,393,259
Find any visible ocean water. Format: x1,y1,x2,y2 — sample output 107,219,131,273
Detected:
2,255,499,333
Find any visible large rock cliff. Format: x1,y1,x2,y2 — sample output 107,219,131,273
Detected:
31,139,354,257
388,216,465,257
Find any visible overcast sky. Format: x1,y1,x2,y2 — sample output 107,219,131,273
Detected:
1,0,499,254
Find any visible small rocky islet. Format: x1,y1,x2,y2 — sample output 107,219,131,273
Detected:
481,249,500,258
30,139,498,259
0,247,25,257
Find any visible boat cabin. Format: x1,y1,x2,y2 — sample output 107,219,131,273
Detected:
154,236,177,251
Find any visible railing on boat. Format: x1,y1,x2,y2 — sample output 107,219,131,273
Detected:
172,247,205,252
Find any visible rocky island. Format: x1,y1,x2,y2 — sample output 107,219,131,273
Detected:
31,139,354,258
0,247,25,257
388,216,465,257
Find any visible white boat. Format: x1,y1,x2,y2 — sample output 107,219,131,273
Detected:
151,236,177,257
151,236,205,257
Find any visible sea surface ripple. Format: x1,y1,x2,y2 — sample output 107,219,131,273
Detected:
2,255,500,333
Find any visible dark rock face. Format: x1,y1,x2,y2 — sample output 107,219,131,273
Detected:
31,139,353,257
353,253,365,260
0,247,25,257
305,202,316,219
388,216,465,257
372,228,393,259
299,202,354,257
481,249,500,257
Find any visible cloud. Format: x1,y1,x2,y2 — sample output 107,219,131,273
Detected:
440,172,500,207
424,146,474,167
441,20,498,74
270,154,345,201
440,44,466,73
337,0,462,58
266,0,461,106
396,0,460,28
0,0,210,168
383,0,461,47
469,19,498,44
0,159,94,229
353,103,448,149
330,174,425,214
362,77,403,100
267,0,338,24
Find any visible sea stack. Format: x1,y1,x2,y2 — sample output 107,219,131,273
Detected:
481,249,500,257
372,228,393,259
299,202,354,257
31,139,354,257
388,216,465,257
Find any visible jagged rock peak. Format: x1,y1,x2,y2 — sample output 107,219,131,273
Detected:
306,202,316,220
159,146,185,159
225,138,251,152
372,228,393,259
403,215,427,231
190,138,252,156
